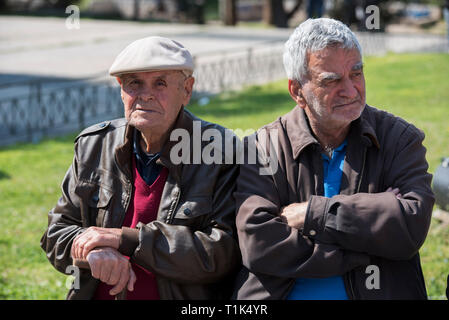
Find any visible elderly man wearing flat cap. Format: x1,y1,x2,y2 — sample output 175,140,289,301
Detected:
41,36,240,300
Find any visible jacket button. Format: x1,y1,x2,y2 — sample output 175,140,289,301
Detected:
92,194,99,202
309,229,316,236
184,208,192,216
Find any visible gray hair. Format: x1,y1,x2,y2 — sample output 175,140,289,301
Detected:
283,18,362,84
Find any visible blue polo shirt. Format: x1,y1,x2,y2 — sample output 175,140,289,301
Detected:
287,140,349,300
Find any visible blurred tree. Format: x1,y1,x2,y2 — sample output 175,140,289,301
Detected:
0,0,81,11
187,0,206,24
47,0,81,9
220,0,236,25
173,0,206,24
133,0,140,20
204,0,219,20
263,0,303,28
0,0,6,12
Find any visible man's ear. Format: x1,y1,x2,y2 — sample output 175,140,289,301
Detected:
288,79,306,108
183,76,195,103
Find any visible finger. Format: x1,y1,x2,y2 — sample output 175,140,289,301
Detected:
106,260,122,286
110,263,129,295
77,234,91,260
81,231,116,259
74,230,90,259
75,241,82,260
72,234,84,259
127,265,136,292
386,187,392,192
88,255,100,279
71,236,78,258
99,256,113,284
79,239,90,260
71,244,77,260
74,241,83,260
81,239,96,260
110,278,127,296
397,193,402,199
110,272,128,296
80,230,98,259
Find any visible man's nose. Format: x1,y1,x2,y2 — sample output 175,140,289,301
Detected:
138,86,154,101
338,77,358,100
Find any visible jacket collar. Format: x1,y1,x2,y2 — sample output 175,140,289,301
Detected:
284,105,380,160
157,107,192,183
115,107,190,183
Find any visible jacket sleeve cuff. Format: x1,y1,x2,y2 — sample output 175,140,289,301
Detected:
303,195,335,244
118,227,139,257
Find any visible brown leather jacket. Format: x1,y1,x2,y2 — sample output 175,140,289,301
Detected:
233,105,434,300
40,108,241,300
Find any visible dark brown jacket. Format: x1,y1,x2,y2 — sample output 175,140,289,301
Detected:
40,108,240,300
233,105,434,300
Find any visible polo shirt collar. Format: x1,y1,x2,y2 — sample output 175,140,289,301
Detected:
284,105,380,160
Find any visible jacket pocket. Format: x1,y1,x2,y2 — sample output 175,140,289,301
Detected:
172,196,213,228
87,185,114,209
75,181,114,226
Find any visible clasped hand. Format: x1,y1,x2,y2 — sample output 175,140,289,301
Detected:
71,227,136,295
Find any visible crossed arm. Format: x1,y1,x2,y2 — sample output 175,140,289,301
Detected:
280,187,402,230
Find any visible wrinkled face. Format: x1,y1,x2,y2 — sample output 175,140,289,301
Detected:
291,46,366,130
119,70,194,135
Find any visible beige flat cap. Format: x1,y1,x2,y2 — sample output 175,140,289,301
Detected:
109,36,194,77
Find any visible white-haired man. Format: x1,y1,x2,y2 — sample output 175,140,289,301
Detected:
233,18,434,300
41,36,240,300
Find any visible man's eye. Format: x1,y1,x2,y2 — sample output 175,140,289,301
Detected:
127,80,140,86
322,79,336,86
156,80,167,87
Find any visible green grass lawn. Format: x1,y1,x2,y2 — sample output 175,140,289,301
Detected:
0,53,448,299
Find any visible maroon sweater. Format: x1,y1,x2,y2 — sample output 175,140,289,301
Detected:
93,159,168,300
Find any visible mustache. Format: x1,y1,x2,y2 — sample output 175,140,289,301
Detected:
333,98,363,108
133,102,160,112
